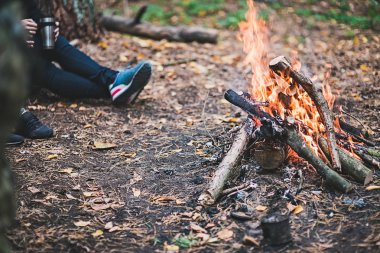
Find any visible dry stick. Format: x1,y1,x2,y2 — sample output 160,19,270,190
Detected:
269,56,341,171
354,149,380,169
225,89,353,193
318,137,373,185
198,120,254,206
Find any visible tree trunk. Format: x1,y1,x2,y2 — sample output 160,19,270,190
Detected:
0,2,29,252
40,0,101,41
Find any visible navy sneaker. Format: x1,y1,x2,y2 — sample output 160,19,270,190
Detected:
16,111,54,139
109,61,152,105
6,134,24,146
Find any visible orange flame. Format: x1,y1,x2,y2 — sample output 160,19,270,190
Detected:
239,1,336,154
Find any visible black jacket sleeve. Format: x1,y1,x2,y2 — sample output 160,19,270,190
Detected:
22,0,44,22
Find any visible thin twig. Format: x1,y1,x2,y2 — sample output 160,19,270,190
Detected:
341,109,374,132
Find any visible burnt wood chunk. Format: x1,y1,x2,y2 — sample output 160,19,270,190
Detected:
269,56,341,171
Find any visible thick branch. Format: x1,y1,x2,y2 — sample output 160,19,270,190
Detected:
199,120,254,206
285,126,352,193
319,137,373,185
269,56,341,171
101,15,218,44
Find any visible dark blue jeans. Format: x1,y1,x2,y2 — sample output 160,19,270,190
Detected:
35,35,118,99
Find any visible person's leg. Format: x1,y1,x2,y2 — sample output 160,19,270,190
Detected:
44,62,109,99
15,108,53,139
49,36,118,87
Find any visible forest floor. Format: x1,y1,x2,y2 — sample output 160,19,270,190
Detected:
6,1,380,253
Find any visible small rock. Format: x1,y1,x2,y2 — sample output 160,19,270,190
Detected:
192,176,204,185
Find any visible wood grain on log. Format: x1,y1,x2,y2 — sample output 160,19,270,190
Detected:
269,56,341,171
319,137,373,185
199,120,254,206
101,15,218,44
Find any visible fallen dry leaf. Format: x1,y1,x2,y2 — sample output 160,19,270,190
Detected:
91,203,111,211
163,243,179,253
132,188,141,197
83,191,97,197
256,205,267,212
104,221,113,230
293,205,304,214
47,154,58,160
243,235,260,246
217,228,234,241
58,168,73,174
366,185,380,191
74,220,91,227
92,230,103,237
93,141,117,150
190,223,207,233
27,186,41,194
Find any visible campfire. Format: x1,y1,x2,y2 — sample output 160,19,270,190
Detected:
199,1,376,206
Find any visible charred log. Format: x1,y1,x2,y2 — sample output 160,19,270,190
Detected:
269,56,341,171
319,137,373,185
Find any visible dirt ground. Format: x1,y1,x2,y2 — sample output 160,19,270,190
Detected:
6,3,380,253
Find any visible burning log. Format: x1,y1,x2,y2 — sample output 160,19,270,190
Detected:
318,138,373,185
225,89,353,193
198,119,254,206
269,56,341,171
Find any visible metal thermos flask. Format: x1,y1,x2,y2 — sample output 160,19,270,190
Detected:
40,17,55,50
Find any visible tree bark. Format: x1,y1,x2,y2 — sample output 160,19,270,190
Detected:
0,2,29,252
101,15,219,44
49,0,101,41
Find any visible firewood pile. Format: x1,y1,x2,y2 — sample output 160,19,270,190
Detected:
198,1,379,206
198,55,379,205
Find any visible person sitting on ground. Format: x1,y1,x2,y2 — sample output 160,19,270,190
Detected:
7,0,153,146
22,0,152,104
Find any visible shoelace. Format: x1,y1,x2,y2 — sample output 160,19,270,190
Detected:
25,113,43,130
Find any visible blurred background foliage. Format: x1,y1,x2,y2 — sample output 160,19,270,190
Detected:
99,0,380,30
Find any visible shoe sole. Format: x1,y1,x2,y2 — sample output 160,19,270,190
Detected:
113,63,152,106
6,140,24,146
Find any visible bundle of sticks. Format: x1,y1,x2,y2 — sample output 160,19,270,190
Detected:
199,56,378,206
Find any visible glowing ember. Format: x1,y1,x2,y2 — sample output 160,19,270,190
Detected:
238,0,336,154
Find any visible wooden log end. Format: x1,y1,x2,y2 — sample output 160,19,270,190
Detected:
364,171,374,186
269,55,291,74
